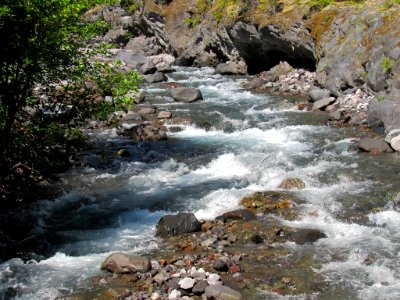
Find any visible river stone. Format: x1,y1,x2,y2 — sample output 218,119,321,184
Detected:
168,289,181,300
357,137,393,153
205,285,243,300
387,135,400,151
286,229,327,245
368,99,400,133
170,88,203,103
192,280,209,295
278,178,305,190
101,253,151,274
156,212,202,237
129,124,167,142
385,129,400,151
158,111,172,119
145,72,168,83
178,277,196,290
212,259,229,272
201,236,217,247
138,106,156,115
154,270,171,284
312,97,336,111
215,209,256,222
117,148,130,157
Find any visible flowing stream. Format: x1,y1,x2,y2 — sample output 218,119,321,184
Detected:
1,67,400,299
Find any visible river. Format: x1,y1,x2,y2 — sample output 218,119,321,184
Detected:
1,67,400,299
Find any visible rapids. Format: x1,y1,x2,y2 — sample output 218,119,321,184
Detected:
1,67,400,299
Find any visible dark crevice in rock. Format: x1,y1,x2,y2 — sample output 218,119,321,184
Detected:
228,22,317,75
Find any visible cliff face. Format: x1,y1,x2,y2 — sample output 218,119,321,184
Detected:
139,0,399,96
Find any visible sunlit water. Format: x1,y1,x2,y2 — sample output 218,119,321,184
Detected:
1,67,400,299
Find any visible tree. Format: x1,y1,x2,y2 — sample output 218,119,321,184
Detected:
0,0,111,153
0,0,141,203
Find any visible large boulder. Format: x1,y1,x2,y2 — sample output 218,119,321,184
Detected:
124,124,167,142
114,51,157,74
215,61,248,75
312,97,336,111
368,99,400,133
170,88,203,103
144,72,168,83
357,137,393,153
101,253,150,274
156,212,202,237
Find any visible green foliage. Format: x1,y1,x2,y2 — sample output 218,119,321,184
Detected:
381,56,396,75
122,0,143,13
310,0,334,7
377,95,385,102
184,16,201,28
90,60,142,109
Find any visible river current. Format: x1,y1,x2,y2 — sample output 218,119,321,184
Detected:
1,67,400,299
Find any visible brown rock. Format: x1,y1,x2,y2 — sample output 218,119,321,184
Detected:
101,253,151,274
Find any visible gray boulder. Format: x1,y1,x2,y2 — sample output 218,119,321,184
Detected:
215,61,248,75
243,77,265,89
157,111,172,119
205,285,243,300
357,137,393,153
312,97,336,111
368,99,400,133
156,212,202,237
170,88,203,103
139,61,157,75
101,253,150,274
145,72,168,83
309,87,331,102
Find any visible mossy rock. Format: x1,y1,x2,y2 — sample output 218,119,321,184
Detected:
240,191,294,211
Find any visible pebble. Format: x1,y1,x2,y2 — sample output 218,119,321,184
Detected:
178,277,196,290
168,289,181,300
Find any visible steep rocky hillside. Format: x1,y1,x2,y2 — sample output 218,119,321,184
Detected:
92,0,399,142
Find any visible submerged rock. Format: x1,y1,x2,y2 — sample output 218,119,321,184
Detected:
285,229,327,245
156,212,202,237
101,253,151,274
205,285,243,300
